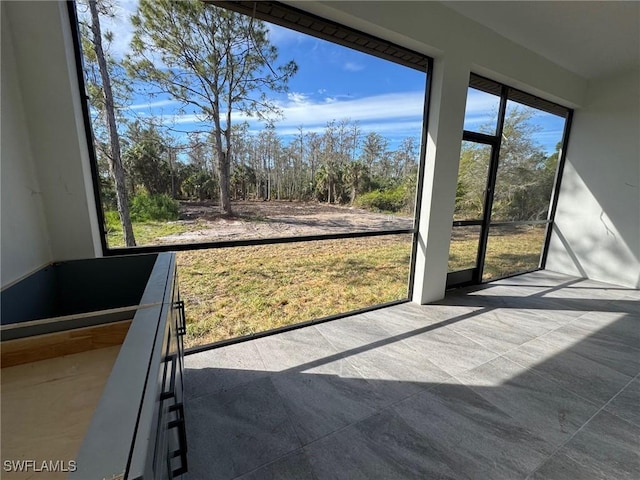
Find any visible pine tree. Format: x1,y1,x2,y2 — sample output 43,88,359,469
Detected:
126,0,297,215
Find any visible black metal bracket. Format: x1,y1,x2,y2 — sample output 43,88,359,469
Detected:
175,301,186,336
160,354,177,401
168,403,188,477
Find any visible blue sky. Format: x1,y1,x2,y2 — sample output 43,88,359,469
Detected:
90,0,565,155
119,22,427,151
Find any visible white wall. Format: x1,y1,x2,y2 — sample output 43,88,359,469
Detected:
1,1,102,288
546,68,640,288
1,4,53,287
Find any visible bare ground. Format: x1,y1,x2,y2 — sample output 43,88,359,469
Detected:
160,200,413,243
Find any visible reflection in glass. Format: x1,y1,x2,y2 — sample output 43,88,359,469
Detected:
463,87,501,134
448,225,481,272
483,224,546,280
178,234,412,346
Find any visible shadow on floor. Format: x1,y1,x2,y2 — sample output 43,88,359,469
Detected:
183,272,640,480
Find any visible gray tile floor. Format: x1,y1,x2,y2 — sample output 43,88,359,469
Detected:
184,270,640,479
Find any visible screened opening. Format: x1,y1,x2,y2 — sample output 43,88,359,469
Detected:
448,74,571,286
448,225,481,272
463,88,500,135
178,234,412,347
453,141,492,222
490,99,565,223
71,0,431,347
483,224,547,280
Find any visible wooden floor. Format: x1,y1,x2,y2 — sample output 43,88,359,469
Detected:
1,346,121,479
184,270,640,480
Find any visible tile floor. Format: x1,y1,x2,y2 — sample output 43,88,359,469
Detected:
184,270,639,479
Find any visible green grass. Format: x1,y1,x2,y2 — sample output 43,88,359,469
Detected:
177,235,412,347
107,217,546,347
107,221,199,247
448,226,482,272
482,224,546,279
448,224,546,279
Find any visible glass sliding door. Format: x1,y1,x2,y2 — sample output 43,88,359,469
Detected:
447,140,493,286
447,82,502,287
447,74,572,288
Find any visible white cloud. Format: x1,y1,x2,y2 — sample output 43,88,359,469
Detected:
141,88,564,151
162,91,426,135
287,92,308,104
128,99,180,110
343,61,365,72
76,0,139,60
274,91,425,127
465,89,500,118
170,113,210,125
168,110,253,126
267,23,306,46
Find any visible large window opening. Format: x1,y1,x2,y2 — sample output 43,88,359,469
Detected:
448,74,572,287
71,0,431,348
179,234,412,347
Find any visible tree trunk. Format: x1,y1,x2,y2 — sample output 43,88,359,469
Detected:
217,149,232,215
212,117,232,215
168,148,176,199
89,1,135,246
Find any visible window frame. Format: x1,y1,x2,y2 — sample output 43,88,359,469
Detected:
447,73,573,287
67,0,433,349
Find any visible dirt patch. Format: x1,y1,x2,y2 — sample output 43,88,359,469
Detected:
161,200,413,243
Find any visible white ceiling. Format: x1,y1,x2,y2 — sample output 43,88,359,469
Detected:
441,1,640,79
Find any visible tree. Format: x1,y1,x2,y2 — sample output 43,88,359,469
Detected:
360,131,388,176
123,122,172,196
306,131,322,187
257,123,281,201
82,0,136,245
183,166,218,201
493,106,547,220
456,142,490,219
126,0,297,215
392,137,418,179
185,132,211,174
456,105,554,221
231,164,256,200
314,164,332,203
344,161,369,204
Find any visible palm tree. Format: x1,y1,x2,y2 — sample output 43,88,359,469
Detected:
344,161,368,204
315,164,331,203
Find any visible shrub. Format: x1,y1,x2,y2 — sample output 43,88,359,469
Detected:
355,186,406,213
104,210,122,232
129,193,180,222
